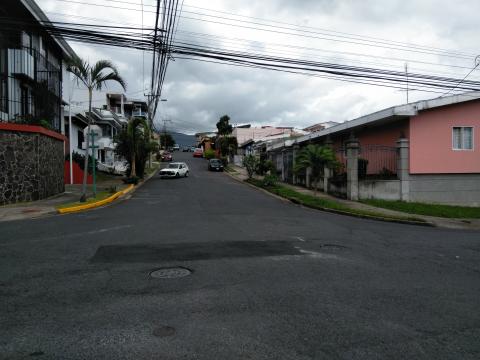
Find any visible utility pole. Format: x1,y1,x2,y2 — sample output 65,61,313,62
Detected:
405,62,409,104
162,118,172,150
144,94,167,168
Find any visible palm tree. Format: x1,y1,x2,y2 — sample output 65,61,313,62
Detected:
294,144,337,193
127,117,150,178
67,56,126,202
114,117,152,179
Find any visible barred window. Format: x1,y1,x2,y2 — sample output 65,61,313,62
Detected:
452,127,473,150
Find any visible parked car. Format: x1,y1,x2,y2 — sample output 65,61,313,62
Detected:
182,146,190,152
161,152,173,162
193,148,203,158
190,146,196,152
208,158,224,172
159,162,189,178
173,144,180,151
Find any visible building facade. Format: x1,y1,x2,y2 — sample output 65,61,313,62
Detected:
269,93,480,206
0,0,76,131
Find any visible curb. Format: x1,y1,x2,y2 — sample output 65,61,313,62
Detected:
224,170,290,204
57,184,134,214
226,170,434,227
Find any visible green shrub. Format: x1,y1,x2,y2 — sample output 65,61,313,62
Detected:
204,149,216,160
256,159,276,175
262,174,278,187
243,155,259,178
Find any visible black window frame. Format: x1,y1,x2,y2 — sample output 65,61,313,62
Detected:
77,130,84,150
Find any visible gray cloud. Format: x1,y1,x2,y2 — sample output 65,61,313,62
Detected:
38,0,480,134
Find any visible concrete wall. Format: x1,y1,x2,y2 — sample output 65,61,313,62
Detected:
359,180,401,200
0,126,65,205
409,174,480,206
328,180,347,198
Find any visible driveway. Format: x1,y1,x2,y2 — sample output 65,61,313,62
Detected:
1,152,479,359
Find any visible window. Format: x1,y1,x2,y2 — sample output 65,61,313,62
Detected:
452,127,474,150
21,32,32,52
77,130,84,149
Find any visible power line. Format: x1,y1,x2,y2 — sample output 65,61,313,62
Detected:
43,10,480,76
442,55,480,96
49,0,478,59
48,0,476,61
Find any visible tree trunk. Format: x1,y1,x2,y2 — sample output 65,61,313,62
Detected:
131,129,136,178
80,88,92,202
131,152,136,178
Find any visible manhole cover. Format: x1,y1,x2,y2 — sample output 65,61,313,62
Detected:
153,326,176,337
150,267,191,279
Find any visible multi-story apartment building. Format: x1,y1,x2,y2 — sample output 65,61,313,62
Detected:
0,0,76,132
106,93,148,119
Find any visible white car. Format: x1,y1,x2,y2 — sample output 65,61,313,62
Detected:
159,162,189,178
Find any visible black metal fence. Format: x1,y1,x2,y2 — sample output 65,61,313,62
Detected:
360,144,398,178
0,46,62,131
334,144,398,179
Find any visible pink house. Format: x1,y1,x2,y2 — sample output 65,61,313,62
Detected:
271,93,480,205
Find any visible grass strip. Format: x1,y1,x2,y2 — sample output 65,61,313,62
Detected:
361,199,480,219
246,178,425,223
56,191,113,210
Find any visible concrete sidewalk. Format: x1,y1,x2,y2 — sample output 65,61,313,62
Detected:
0,181,124,222
0,163,162,222
227,165,480,230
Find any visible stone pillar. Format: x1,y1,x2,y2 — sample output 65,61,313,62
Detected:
292,145,299,185
397,138,410,201
346,139,359,200
323,138,333,193
306,167,312,188
323,166,330,193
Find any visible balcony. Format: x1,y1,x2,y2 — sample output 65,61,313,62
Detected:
132,109,148,118
8,49,35,80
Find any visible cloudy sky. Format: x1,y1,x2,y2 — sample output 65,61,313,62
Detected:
37,0,480,134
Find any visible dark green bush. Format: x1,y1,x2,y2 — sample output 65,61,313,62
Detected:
262,174,278,187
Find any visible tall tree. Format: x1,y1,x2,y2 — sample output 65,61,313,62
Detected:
115,117,152,179
294,144,337,193
67,56,126,202
216,115,233,135
159,133,175,149
127,117,150,178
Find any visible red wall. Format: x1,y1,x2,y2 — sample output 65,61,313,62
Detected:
329,119,408,174
64,161,93,184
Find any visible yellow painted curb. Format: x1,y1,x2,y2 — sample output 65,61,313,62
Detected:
57,184,135,214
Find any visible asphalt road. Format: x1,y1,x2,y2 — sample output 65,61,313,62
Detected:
1,152,479,359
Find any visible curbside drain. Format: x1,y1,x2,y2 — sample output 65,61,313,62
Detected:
150,267,192,279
